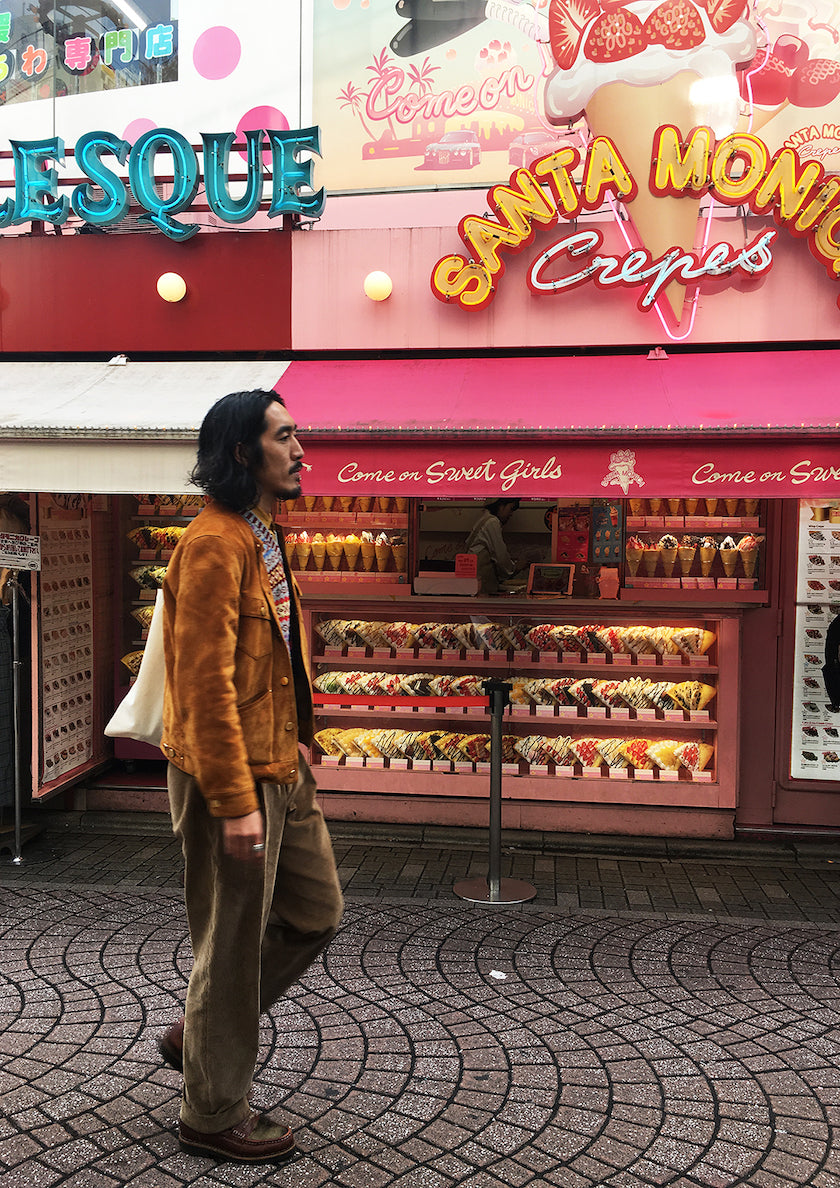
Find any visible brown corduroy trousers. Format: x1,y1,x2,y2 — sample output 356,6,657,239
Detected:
167,754,344,1133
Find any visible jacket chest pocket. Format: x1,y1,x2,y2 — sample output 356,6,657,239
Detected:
236,595,274,660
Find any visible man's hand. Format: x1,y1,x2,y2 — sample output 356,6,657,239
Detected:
222,810,265,862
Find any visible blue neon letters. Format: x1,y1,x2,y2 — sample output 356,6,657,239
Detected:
2,125,324,239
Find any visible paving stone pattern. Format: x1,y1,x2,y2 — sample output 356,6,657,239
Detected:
1,822,839,1186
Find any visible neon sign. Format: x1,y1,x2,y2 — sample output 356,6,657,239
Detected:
430,127,840,318
0,125,324,240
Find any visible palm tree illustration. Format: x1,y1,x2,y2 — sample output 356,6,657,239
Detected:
338,81,378,142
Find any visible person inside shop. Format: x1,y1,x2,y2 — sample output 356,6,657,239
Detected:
465,497,521,594
158,389,344,1165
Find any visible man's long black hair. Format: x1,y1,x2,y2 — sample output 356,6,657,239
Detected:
190,389,284,512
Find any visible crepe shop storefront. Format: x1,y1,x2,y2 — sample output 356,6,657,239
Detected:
5,352,839,842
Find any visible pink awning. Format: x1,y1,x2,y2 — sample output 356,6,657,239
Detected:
277,352,840,497
279,351,840,438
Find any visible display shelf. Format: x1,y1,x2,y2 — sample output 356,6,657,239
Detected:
305,604,727,805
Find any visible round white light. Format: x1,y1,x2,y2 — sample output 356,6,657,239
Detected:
363,270,392,301
156,272,187,302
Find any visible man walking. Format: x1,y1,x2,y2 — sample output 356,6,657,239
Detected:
157,389,344,1164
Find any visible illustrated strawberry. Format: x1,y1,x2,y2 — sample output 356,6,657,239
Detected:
696,0,747,34
739,50,792,106
584,8,647,63
548,0,599,70
791,58,840,108
644,0,704,50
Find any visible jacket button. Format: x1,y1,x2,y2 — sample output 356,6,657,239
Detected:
285,721,294,732
280,676,289,686
288,769,296,780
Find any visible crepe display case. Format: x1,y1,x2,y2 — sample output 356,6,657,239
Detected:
622,497,767,599
277,496,410,589
114,495,201,759
301,598,741,831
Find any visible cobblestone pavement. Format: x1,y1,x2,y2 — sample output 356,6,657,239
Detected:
1,817,839,1187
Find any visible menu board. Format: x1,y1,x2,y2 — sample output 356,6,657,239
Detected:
790,500,840,781
38,512,94,784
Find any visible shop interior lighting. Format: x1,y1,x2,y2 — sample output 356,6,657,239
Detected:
112,0,148,27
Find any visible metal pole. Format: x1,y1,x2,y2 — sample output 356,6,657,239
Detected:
10,572,22,864
454,678,536,906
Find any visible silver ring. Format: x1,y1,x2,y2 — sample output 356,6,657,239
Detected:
252,843,265,852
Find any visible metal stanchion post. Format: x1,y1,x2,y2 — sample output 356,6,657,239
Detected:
454,678,536,905
10,572,23,864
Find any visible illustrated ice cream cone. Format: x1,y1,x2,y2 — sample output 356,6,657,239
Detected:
343,533,361,570
699,543,717,576
583,73,709,324
724,499,739,516
705,498,718,515
357,497,373,512
326,533,343,570
360,531,376,571
375,532,391,571
294,532,311,571
311,533,326,571
678,546,696,576
642,549,659,576
684,499,699,515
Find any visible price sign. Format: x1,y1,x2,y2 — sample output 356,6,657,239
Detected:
0,532,40,571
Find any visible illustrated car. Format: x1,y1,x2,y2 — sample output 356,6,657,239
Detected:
424,129,481,168
508,131,567,169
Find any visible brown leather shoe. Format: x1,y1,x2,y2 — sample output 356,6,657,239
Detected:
179,1110,295,1164
157,1018,184,1072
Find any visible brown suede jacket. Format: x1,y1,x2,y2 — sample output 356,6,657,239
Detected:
160,499,313,818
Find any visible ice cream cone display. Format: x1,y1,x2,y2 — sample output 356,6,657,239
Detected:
311,533,327,571
628,499,644,516
394,497,408,513
376,497,391,513
338,496,354,512
303,496,317,511
343,533,361,570
374,531,391,571
719,535,738,576
738,533,762,578
647,498,663,515
667,499,681,515
641,547,659,576
724,499,739,516
658,534,679,577
684,499,699,515
284,531,298,567
295,531,311,571
705,498,718,515
360,531,376,571
699,536,717,576
321,497,334,512
357,497,373,512
326,533,343,570
677,537,698,577
744,499,759,515
625,536,645,576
